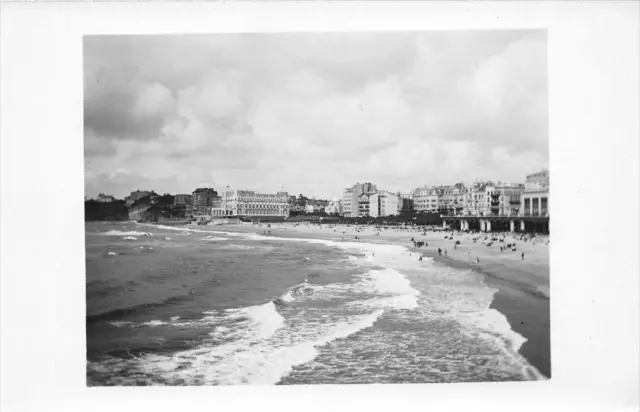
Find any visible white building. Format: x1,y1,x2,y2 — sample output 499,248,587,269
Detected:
216,189,289,217
413,186,440,213
324,199,342,215
520,170,549,217
342,182,376,217
369,191,399,217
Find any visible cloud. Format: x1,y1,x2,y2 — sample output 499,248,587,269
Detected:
83,31,548,199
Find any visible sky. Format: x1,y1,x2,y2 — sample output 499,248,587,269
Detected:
84,31,548,200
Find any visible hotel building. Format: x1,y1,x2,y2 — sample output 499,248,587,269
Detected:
215,189,290,218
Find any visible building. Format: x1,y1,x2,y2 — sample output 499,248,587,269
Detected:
395,192,414,215
520,170,549,217
173,194,192,207
95,193,116,203
128,190,153,202
324,199,342,215
369,191,399,217
358,193,373,217
191,188,218,215
483,183,525,217
462,181,491,216
443,171,549,233
217,189,289,218
413,186,440,213
437,183,467,216
342,182,377,217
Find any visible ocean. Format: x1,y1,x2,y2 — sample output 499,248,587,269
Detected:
85,221,542,385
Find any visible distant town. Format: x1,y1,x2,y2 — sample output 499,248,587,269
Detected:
85,170,549,233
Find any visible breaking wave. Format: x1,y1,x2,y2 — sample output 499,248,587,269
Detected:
103,231,153,237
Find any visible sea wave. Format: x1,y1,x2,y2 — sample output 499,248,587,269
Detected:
88,308,383,386
87,294,195,324
103,230,153,237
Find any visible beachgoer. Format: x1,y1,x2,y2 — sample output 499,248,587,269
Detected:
419,256,423,262
521,252,524,260
476,257,480,264
445,249,447,256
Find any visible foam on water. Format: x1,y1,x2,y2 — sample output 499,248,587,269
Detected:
224,301,285,339
238,231,543,380
90,224,545,383
88,297,383,385
202,236,229,241
103,230,152,237
122,236,137,241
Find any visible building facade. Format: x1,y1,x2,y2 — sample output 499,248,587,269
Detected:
462,181,490,216
369,191,400,217
358,193,372,217
173,194,192,207
483,183,525,217
191,188,218,215
437,183,467,215
413,186,441,213
218,189,289,218
342,182,377,217
396,192,414,215
520,170,549,217
324,199,342,215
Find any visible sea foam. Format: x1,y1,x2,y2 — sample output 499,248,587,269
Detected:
104,230,152,237
88,299,383,386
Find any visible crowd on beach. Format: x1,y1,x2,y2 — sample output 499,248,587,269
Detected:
249,221,549,269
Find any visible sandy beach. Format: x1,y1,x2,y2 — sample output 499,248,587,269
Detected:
216,221,551,378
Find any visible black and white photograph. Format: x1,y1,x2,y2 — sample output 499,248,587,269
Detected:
84,31,551,385
2,2,639,411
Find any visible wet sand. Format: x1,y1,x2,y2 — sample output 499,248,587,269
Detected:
214,221,551,378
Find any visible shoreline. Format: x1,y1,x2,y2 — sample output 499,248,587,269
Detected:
149,220,551,378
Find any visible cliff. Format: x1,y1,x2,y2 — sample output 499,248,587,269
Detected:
84,200,129,221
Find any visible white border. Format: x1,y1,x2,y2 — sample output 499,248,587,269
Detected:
1,2,639,412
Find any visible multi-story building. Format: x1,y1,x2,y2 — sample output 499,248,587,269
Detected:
342,182,377,217
191,188,218,215
396,192,414,215
173,194,192,207
358,193,374,217
369,191,399,217
520,170,549,217
462,181,491,216
483,183,525,217
436,183,467,215
413,186,440,213
217,189,289,218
